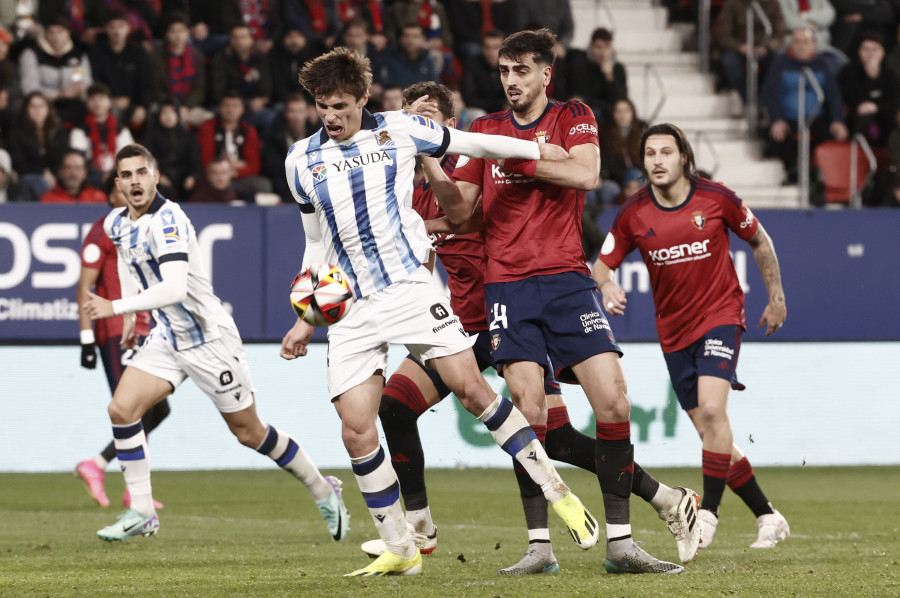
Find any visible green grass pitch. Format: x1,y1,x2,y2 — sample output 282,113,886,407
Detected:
1,466,897,597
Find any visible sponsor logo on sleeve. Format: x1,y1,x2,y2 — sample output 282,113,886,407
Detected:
569,123,598,136
162,225,180,244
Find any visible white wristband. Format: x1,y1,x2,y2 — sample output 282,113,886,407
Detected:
80,329,96,344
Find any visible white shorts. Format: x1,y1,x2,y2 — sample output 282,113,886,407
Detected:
129,324,256,413
326,267,476,398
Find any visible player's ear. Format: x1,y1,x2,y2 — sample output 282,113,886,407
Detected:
358,94,369,108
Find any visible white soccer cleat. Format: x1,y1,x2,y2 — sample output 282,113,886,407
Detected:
697,509,719,549
361,521,437,557
750,508,790,548
659,486,702,562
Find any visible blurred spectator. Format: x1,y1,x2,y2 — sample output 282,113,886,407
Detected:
0,147,32,202
885,22,900,79
715,0,786,104
590,97,646,208
567,27,627,122
460,29,506,114
70,83,135,187
282,0,341,47
830,0,893,58
19,18,93,125
776,0,836,50
8,91,70,200
89,11,156,131
2,0,40,42
444,0,521,59
103,0,161,52
334,0,387,51
381,23,436,87
384,0,453,51
520,0,574,59
337,18,385,95
227,0,281,54
141,99,202,201
619,168,644,201
210,24,276,132
450,88,485,131
38,0,107,47
150,11,212,128
40,150,106,203
189,155,239,203
271,27,321,104
186,1,230,58
0,25,22,142
262,93,315,199
839,30,898,149
381,85,404,111
763,26,848,184
196,91,272,202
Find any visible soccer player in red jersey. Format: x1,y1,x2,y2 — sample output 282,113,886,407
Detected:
447,29,688,574
75,179,168,510
593,123,790,550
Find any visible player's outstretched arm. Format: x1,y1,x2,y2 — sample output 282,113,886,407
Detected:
502,143,599,191
747,222,786,335
445,127,549,161
591,259,627,316
85,260,189,320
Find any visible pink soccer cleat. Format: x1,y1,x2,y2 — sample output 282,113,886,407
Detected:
122,490,165,511
76,460,110,508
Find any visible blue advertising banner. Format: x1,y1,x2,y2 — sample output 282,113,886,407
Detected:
2,205,899,342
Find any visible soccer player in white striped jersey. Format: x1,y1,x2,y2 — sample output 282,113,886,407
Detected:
83,144,351,543
280,47,599,578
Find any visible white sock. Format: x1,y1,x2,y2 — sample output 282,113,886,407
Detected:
113,420,154,515
256,425,331,502
649,483,682,514
607,523,632,544
527,528,550,543
478,395,568,503
351,446,415,558
92,454,109,470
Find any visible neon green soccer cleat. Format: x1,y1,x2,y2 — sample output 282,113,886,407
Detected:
551,493,600,549
344,549,423,577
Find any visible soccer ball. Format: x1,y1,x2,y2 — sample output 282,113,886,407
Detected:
289,264,354,326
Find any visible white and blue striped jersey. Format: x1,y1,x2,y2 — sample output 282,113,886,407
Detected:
285,109,451,298
104,194,234,350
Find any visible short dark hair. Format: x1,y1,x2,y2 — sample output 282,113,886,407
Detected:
403,82,455,121
639,123,697,182
299,46,372,100
483,29,505,42
859,30,885,48
87,82,111,98
105,10,129,25
163,10,191,30
116,144,157,171
499,28,556,66
591,27,613,44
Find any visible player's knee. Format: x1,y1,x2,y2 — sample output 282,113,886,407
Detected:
107,399,138,425
378,395,418,425
451,378,490,412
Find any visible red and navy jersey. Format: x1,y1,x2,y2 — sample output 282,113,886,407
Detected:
453,100,598,283
412,154,488,331
597,178,759,352
81,217,151,344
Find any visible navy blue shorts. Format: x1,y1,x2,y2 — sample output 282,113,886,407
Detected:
663,324,746,411
407,327,561,400
484,271,622,384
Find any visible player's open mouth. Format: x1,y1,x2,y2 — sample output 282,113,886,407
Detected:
131,188,144,198
507,89,521,101
326,124,343,136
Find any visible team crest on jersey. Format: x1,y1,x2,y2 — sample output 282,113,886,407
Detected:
691,210,706,230
312,164,327,181
162,225,180,244
376,130,395,147
533,130,550,143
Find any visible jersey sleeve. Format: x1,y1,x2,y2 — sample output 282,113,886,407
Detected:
403,114,452,157
560,101,600,152
722,187,758,240
449,119,486,186
150,206,190,263
81,219,112,269
285,141,314,211
596,208,637,269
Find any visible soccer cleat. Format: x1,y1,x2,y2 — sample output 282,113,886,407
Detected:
122,490,164,511
97,509,159,541
344,549,422,577
361,521,437,558
697,509,719,549
497,543,560,575
659,486,702,562
604,540,685,574
750,508,790,548
75,460,109,508
316,475,350,541
551,493,599,549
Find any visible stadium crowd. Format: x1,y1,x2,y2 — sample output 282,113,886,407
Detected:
0,0,899,212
